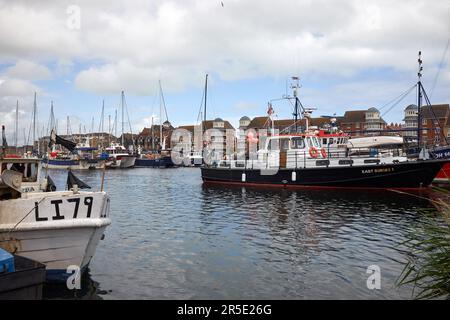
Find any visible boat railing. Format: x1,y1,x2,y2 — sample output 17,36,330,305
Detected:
207,146,408,170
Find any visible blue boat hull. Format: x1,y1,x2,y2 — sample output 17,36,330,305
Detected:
135,157,174,168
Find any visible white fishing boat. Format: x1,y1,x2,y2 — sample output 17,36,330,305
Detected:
104,142,136,168
0,157,111,281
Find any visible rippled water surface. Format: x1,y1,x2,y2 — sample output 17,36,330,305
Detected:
42,167,448,299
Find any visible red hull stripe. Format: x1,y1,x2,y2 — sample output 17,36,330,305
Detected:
202,179,433,192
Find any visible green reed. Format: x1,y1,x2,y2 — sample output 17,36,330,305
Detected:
396,187,450,300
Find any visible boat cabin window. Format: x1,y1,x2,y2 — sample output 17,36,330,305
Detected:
291,137,305,149
267,138,290,151
314,137,321,148
280,138,290,151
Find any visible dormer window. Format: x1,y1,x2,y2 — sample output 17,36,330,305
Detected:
213,118,225,128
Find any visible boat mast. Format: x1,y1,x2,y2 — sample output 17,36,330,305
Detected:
121,91,125,146
151,116,155,150
417,51,423,150
292,76,300,133
114,109,118,139
204,74,208,132
108,114,111,146
15,100,18,153
32,92,36,154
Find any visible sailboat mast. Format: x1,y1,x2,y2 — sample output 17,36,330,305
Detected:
159,81,163,146
108,114,111,145
417,51,423,149
121,91,125,146
204,74,208,127
115,109,118,139
32,92,36,153
15,100,18,153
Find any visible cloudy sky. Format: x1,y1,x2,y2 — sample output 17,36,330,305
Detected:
0,0,449,144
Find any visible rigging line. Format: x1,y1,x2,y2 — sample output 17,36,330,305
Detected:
159,83,169,122
430,37,450,99
381,84,417,117
123,94,135,147
149,86,158,124
379,84,417,111
197,91,205,123
421,82,449,145
6,196,48,236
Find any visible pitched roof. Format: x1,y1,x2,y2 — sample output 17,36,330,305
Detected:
176,120,235,132
247,116,334,131
341,110,366,123
247,116,271,129
420,104,449,119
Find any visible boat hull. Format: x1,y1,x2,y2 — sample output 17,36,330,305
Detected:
42,159,105,170
0,191,111,282
429,146,450,182
201,160,448,189
106,155,136,169
434,162,450,182
135,157,174,168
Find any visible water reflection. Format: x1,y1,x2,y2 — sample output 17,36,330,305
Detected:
43,269,105,300
42,168,444,299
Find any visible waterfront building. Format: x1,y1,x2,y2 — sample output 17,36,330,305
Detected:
419,104,450,146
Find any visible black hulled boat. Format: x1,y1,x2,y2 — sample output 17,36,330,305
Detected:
201,133,448,189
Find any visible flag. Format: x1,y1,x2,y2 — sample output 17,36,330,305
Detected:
267,103,274,116
49,129,77,152
67,170,91,190
2,125,8,148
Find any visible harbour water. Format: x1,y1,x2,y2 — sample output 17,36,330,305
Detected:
43,168,448,299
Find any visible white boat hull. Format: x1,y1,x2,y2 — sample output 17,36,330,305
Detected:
106,155,136,168
0,190,111,281
42,159,106,170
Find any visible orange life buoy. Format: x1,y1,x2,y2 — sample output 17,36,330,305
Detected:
309,147,319,158
320,148,327,158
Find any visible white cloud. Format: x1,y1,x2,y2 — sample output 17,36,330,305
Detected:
5,60,52,80
0,78,39,98
0,0,449,128
1,0,448,95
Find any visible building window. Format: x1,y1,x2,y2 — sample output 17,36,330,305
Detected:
422,119,427,125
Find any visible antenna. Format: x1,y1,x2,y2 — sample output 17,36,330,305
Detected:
417,51,423,149
291,76,301,132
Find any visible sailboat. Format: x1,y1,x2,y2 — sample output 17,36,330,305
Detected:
183,74,208,167
135,81,174,168
104,91,136,169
